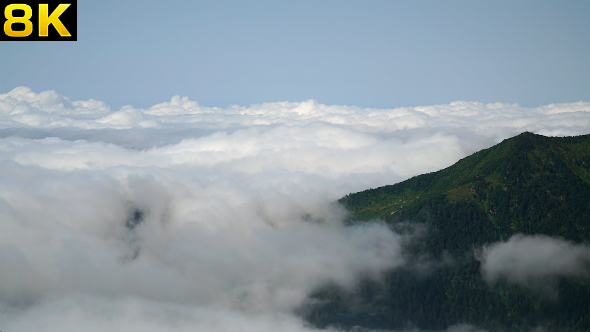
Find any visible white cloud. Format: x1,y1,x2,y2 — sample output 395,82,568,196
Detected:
2,87,589,136
0,295,325,332
481,234,590,284
0,87,589,331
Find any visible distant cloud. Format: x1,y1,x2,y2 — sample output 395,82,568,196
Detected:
481,234,590,285
2,87,589,135
0,87,589,331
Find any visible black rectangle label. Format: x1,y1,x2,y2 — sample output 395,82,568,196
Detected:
1,1,77,41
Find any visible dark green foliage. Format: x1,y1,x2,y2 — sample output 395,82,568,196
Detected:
303,132,590,331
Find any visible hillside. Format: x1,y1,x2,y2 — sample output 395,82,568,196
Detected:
302,132,590,331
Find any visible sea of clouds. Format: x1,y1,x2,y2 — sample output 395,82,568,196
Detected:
1,87,589,331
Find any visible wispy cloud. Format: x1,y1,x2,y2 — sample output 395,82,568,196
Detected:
481,234,590,287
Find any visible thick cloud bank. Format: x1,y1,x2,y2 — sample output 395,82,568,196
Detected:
481,234,590,285
1,87,589,331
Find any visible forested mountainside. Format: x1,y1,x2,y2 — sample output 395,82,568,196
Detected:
302,132,590,331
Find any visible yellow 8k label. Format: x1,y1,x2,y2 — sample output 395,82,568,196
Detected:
1,2,77,41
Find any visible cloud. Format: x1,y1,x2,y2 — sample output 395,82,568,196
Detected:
0,167,403,310
2,87,590,135
480,234,590,285
0,87,589,331
0,295,325,332
1,295,494,332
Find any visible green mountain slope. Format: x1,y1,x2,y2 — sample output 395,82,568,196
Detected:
303,132,590,331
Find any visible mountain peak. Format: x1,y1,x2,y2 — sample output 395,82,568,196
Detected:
341,132,590,243
308,132,590,331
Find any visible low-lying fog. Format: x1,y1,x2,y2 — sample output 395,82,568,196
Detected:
1,87,589,331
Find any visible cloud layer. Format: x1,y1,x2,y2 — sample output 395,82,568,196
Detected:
1,87,589,331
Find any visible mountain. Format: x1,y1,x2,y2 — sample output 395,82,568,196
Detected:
302,132,590,331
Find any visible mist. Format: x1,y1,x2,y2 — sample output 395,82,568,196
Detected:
1,87,589,331
481,234,590,288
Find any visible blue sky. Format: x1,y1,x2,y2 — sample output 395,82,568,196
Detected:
1,0,589,109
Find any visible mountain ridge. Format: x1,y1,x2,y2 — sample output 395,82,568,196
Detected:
340,132,590,245
304,132,590,331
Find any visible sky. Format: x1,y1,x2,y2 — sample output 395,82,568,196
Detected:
1,0,590,109
1,1,590,332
